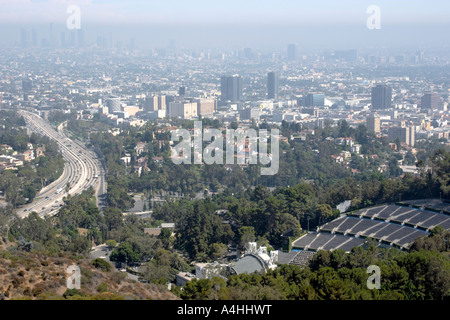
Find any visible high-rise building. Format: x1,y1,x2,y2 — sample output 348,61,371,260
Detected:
69,31,76,47
287,44,296,61
194,98,216,117
77,29,85,47
61,32,66,48
421,93,441,109
145,95,158,112
366,114,381,134
371,85,392,110
22,79,33,92
301,107,320,117
49,23,54,47
244,48,253,60
417,50,424,63
158,95,166,110
168,101,198,119
21,28,28,48
145,94,166,112
239,107,260,121
305,93,324,107
31,28,37,47
106,96,121,113
388,125,415,146
178,86,186,96
221,75,242,102
267,72,279,100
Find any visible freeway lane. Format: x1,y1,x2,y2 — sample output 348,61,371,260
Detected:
18,110,107,218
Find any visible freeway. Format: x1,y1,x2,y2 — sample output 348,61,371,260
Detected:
18,110,107,218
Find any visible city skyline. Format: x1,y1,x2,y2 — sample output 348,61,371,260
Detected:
1,1,450,50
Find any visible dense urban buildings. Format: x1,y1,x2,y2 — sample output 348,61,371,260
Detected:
0,2,450,303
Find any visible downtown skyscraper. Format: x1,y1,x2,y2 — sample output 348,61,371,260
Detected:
371,85,392,110
267,71,279,100
221,75,242,102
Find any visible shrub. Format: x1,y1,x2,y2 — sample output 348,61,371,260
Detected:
63,288,84,298
92,258,111,272
97,282,108,293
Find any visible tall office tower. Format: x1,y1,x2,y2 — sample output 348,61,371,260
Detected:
244,48,253,60
421,93,441,109
267,71,279,100
168,101,198,119
169,39,176,51
410,127,415,147
96,35,108,47
305,93,325,107
165,95,175,106
49,23,54,46
77,29,85,47
158,95,166,110
61,32,66,48
371,85,392,110
69,31,76,47
22,79,33,92
145,95,158,112
178,86,186,96
220,75,242,102
417,50,424,63
31,28,37,47
106,96,121,113
195,98,216,117
239,107,260,121
145,95,166,111
20,28,28,48
287,44,296,61
366,114,381,134
388,126,415,146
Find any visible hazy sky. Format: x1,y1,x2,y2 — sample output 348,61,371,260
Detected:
1,0,449,50
1,0,449,26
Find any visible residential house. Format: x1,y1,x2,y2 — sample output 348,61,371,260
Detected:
135,142,147,156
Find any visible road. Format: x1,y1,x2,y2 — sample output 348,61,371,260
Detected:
17,110,107,218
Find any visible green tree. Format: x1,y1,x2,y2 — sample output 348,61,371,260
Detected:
103,208,124,231
209,243,228,261
92,258,111,272
109,241,141,264
237,226,256,249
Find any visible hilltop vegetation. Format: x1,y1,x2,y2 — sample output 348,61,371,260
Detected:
0,247,178,300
